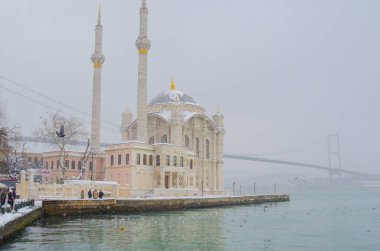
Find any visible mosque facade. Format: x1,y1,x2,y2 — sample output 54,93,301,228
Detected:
104,0,225,197
32,0,225,197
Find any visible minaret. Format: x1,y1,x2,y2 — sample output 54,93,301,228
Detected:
136,0,151,142
90,6,105,152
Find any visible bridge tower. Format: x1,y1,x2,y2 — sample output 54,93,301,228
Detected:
327,134,342,178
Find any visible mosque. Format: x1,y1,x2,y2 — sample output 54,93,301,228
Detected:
38,0,225,197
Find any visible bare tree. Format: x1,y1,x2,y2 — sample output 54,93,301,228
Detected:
0,104,26,176
6,129,27,177
34,111,87,183
78,139,90,180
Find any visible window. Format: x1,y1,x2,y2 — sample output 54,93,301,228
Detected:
137,154,141,165
143,154,147,165
185,135,190,147
190,159,193,169
71,161,76,170
126,154,130,165
149,136,154,144
196,138,200,157
78,161,82,170
51,161,54,170
34,157,38,164
89,161,93,171
28,157,32,163
166,155,170,166
45,162,48,169
149,155,153,166
161,134,168,143
173,156,177,166
180,157,184,167
118,154,121,165
206,139,210,159
65,160,69,168
111,155,114,166
156,155,160,166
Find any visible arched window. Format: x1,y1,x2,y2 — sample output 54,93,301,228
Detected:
149,136,155,144
161,134,168,143
143,154,147,165
156,155,160,166
190,159,193,169
166,155,170,166
173,156,177,166
118,154,122,165
206,139,210,159
126,154,130,165
111,155,114,166
137,154,141,165
149,155,153,166
185,135,190,147
196,137,200,157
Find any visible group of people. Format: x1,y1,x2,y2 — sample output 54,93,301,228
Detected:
0,187,16,212
81,189,104,200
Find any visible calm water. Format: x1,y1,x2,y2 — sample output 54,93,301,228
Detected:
3,188,380,250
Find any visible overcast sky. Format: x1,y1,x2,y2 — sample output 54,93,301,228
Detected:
0,0,379,178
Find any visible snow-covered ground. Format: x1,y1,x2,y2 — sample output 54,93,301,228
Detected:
0,200,42,227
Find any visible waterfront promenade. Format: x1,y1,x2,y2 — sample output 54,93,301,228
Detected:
0,194,289,245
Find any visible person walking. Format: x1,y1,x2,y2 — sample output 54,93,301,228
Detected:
80,190,85,199
7,189,14,212
99,190,104,199
93,189,99,199
11,187,16,200
88,189,92,199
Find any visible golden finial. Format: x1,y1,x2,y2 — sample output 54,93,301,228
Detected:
170,78,175,90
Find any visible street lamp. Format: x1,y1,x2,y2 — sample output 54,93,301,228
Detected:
253,179,256,195
90,151,94,181
233,181,236,196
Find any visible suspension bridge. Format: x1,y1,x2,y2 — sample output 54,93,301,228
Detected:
16,135,375,178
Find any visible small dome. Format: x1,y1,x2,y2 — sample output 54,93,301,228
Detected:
149,90,198,106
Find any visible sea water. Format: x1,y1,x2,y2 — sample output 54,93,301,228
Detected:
3,187,380,250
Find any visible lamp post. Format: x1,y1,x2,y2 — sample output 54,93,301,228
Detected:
274,183,277,194
91,151,94,181
253,179,256,195
233,181,236,196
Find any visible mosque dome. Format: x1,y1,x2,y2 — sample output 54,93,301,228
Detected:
148,80,199,106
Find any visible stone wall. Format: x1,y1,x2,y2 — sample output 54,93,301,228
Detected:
42,194,289,216
0,208,43,245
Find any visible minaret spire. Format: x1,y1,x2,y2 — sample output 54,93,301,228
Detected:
97,5,101,25
136,0,151,142
90,7,105,152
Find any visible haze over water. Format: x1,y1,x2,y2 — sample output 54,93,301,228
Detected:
4,187,380,250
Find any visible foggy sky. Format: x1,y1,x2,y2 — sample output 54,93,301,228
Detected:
0,0,379,177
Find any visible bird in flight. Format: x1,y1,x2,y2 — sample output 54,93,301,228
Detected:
56,125,65,138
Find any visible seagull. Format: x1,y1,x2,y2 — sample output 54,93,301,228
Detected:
56,125,65,138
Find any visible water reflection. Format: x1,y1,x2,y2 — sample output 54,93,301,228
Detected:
5,209,225,251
